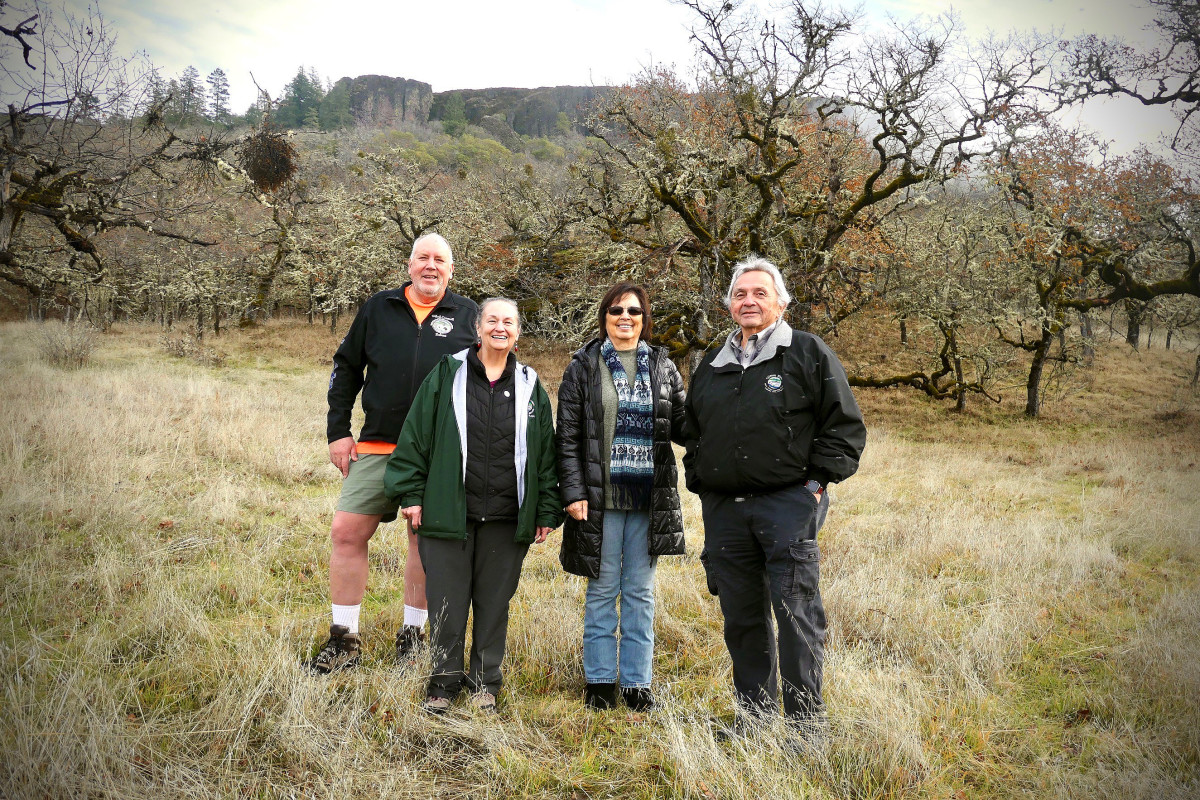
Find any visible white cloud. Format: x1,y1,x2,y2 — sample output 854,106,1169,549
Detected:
863,0,1156,40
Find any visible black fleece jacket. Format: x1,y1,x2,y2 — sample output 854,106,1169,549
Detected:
326,283,478,444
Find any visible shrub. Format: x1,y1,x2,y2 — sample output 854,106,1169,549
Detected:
38,320,98,369
159,334,226,366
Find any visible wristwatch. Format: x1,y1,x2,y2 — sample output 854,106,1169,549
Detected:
804,479,824,497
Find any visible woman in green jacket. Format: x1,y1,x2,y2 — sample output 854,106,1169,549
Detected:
384,297,563,714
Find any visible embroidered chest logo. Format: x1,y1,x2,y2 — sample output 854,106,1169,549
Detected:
765,374,783,393
527,400,536,418
429,315,454,337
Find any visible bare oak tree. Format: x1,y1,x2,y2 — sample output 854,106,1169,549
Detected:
1,1,233,318
581,0,1058,367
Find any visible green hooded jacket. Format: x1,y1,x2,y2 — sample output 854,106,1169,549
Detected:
384,349,564,543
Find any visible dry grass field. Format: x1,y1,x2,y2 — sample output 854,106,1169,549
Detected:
1,318,1197,799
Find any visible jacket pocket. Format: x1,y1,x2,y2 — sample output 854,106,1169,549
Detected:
785,538,820,601
781,371,812,414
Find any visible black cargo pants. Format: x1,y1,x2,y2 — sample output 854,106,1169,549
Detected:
701,482,829,719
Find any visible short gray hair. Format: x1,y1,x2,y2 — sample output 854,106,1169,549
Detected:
409,232,453,264
724,256,791,310
478,296,521,332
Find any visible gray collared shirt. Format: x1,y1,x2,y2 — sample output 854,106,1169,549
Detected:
729,319,782,367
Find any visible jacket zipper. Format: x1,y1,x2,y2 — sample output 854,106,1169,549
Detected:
480,381,495,521
409,321,425,400
734,366,746,485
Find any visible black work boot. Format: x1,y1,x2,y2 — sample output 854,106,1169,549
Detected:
584,683,618,710
308,624,361,674
622,686,655,712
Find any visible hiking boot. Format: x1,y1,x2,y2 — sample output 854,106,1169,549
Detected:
584,683,618,710
622,686,655,712
786,711,831,753
712,712,767,743
422,695,452,715
308,624,361,674
469,691,497,713
394,625,425,663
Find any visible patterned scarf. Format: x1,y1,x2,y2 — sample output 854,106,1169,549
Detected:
602,337,654,509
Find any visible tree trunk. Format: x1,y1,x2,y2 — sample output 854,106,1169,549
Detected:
899,315,908,345
689,253,714,377
243,209,289,325
946,320,965,412
0,108,22,269
1165,328,1173,351
213,299,221,337
954,354,966,412
1125,298,1145,350
1025,327,1053,418
1080,311,1095,366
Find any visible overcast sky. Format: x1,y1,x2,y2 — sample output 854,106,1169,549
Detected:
50,0,1179,151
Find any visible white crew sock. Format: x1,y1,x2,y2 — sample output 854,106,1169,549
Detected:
403,605,428,628
332,603,361,634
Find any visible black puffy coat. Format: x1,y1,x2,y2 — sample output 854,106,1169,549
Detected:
556,339,687,578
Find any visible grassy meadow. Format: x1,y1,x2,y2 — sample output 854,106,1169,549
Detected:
1,318,1198,799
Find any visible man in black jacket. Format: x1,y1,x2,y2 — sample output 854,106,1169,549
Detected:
310,233,478,674
684,257,867,730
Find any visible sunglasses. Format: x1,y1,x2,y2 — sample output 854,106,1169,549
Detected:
607,306,645,317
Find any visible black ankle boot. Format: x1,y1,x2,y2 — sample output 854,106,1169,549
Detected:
622,686,654,712
584,683,618,710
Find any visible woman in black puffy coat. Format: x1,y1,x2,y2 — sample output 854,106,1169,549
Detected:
556,281,687,711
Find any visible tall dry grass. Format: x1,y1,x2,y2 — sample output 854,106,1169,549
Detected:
1,318,1197,799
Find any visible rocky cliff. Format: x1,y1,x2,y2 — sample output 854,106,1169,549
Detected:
331,75,433,126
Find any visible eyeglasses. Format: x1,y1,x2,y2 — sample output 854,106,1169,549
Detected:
607,306,645,317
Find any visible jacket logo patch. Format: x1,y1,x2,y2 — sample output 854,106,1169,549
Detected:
528,400,536,418
765,374,783,393
430,316,454,336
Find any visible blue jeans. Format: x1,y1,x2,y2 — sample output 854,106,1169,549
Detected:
583,510,656,688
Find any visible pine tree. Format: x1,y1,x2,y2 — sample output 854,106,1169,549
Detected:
145,67,167,114
318,80,353,130
277,66,324,129
179,65,205,119
206,68,231,123
166,78,182,118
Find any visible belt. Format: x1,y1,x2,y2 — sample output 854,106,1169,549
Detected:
724,483,801,502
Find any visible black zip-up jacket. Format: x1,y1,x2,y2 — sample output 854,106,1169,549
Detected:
464,348,519,521
556,339,688,579
326,283,478,444
683,323,866,495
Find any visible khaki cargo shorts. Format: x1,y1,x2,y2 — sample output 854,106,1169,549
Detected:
335,453,401,523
